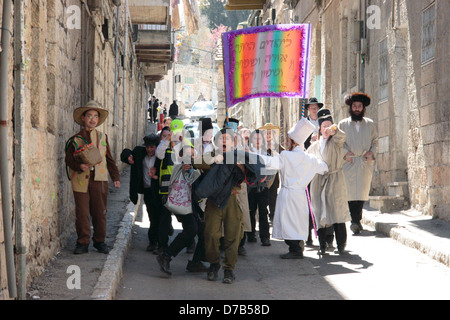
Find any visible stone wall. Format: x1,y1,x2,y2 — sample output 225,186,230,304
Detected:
0,0,149,297
401,0,449,219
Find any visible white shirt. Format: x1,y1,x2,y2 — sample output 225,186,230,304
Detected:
142,154,156,188
319,136,328,155
308,117,319,134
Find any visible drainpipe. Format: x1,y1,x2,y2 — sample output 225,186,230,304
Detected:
0,0,17,299
13,0,26,300
360,0,367,92
136,71,141,146
122,2,128,150
113,4,121,127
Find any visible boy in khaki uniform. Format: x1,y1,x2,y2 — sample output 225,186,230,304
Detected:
200,129,245,284
65,101,120,254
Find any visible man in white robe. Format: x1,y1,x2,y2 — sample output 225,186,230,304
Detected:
338,92,378,234
263,118,328,258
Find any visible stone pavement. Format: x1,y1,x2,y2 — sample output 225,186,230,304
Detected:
27,122,156,300
362,206,450,268
106,197,450,300
27,165,140,300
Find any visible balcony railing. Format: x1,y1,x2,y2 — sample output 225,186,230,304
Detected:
137,24,169,31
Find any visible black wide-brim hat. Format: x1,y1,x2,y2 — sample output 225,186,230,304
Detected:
305,97,323,109
345,92,371,107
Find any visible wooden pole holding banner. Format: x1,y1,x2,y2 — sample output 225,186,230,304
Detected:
301,98,306,118
221,36,230,127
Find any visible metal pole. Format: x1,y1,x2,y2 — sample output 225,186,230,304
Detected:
0,0,18,299
122,2,128,150
13,0,26,300
360,0,367,92
113,5,120,126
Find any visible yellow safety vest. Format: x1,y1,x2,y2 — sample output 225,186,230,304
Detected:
159,149,174,195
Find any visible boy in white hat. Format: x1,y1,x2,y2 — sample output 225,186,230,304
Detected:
263,118,328,258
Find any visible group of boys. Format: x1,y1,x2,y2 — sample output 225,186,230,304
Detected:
65,91,376,285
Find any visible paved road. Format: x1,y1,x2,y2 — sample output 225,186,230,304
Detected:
116,203,450,301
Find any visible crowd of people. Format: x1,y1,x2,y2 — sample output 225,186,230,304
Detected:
148,96,179,123
65,92,377,285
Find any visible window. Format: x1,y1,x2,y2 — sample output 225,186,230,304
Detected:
422,4,435,64
379,38,389,101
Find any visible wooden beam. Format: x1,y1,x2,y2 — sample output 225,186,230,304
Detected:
129,6,168,24
225,0,265,10
135,44,171,50
135,49,171,55
138,59,172,63
144,76,165,81
225,4,264,10
227,0,265,5
128,0,169,6
136,53,171,59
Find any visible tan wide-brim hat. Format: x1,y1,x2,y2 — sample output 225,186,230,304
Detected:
258,123,280,131
73,100,109,127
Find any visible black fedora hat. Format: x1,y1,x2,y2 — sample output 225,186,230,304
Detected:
305,97,324,109
199,117,213,135
317,108,333,126
223,117,239,132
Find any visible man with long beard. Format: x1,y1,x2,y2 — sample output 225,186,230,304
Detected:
338,93,378,234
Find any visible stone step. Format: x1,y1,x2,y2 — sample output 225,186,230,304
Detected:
387,181,409,197
369,195,409,213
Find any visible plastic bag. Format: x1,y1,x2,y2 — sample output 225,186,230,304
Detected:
164,165,200,215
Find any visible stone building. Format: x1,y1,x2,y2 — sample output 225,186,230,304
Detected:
220,0,448,219
0,0,174,299
153,22,219,114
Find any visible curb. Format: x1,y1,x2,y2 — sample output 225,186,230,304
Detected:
362,211,450,268
91,196,141,300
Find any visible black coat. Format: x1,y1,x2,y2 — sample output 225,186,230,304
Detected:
194,150,267,209
169,102,178,117
120,146,161,204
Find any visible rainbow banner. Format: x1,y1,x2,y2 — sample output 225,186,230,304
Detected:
222,24,311,108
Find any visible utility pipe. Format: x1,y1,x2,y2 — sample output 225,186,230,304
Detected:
122,1,128,150
136,71,141,146
13,0,26,300
360,0,367,92
0,0,17,299
113,5,121,127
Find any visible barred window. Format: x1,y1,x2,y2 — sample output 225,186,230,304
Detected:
422,4,435,64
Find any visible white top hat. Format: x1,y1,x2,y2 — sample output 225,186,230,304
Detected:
288,118,316,146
